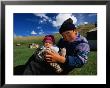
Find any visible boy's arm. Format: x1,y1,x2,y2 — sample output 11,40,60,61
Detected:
64,43,90,68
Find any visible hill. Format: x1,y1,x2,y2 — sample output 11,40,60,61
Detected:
14,24,96,46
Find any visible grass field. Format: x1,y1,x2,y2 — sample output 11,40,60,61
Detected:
14,46,97,75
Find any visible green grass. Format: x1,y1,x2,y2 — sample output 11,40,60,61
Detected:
14,45,36,67
14,33,97,75
69,52,97,75
14,45,97,75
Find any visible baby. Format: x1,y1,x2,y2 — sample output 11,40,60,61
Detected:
37,35,66,73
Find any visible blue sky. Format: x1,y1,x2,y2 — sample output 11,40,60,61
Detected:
14,13,97,37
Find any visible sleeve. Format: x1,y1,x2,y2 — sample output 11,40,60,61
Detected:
57,38,65,48
64,43,90,68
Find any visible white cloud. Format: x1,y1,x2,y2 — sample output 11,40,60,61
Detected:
84,22,88,24
39,32,44,35
37,26,41,29
38,29,44,35
39,18,47,24
31,30,37,35
49,19,52,22
34,13,49,20
34,13,52,24
52,13,77,27
43,18,47,22
39,20,43,23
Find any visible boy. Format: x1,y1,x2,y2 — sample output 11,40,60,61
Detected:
45,18,90,74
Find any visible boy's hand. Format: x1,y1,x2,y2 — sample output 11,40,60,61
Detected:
45,50,66,63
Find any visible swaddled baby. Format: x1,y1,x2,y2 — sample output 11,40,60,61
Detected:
37,35,66,73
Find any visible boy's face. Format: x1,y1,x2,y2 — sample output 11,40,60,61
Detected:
44,42,53,48
61,30,77,42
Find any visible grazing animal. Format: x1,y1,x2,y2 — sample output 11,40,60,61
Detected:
29,43,39,49
16,44,21,46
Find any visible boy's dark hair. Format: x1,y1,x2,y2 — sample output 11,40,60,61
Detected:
59,18,76,34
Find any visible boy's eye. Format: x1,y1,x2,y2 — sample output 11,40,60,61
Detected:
65,32,71,35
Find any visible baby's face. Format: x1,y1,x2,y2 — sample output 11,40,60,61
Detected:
44,42,53,48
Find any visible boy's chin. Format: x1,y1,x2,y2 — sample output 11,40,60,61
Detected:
67,40,75,42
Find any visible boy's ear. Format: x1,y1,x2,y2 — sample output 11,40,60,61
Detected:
73,29,78,35
74,29,79,32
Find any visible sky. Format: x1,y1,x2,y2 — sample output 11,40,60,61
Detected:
14,13,97,37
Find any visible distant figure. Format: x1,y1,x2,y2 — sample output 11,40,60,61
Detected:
29,43,39,49
16,44,21,46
